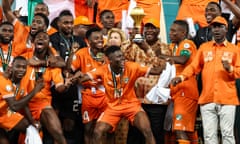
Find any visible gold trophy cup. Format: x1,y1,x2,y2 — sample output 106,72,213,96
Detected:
130,7,145,42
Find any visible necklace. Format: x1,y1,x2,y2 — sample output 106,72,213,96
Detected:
33,56,47,80
111,67,123,103
0,42,12,71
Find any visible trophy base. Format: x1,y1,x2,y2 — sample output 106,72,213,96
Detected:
132,34,144,43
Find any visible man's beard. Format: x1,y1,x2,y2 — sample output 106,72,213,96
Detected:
0,35,13,44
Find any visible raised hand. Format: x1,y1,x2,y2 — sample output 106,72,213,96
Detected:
222,60,233,72
171,77,182,86
35,78,45,92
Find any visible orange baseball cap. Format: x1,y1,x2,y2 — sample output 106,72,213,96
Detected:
74,16,94,26
210,16,228,27
144,18,160,28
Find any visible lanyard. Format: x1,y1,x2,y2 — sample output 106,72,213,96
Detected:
111,68,123,100
33,56,47,80
60,33,74,53
173,44,178,56
13,83,20,97
90,48,104,62
0,43,12,71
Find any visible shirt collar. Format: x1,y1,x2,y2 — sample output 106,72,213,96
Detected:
213,39,228,46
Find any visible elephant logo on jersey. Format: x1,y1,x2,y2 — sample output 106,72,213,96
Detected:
176,114,182,120
203,51,213,62
6,85,12,92
123,77,129,84
183,43,190,49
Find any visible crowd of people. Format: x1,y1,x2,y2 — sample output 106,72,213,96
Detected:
0,0,240,144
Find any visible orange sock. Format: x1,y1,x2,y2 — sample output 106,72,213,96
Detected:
178,139,191,144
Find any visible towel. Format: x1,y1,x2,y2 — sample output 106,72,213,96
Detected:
25,125,42,144
146,62,176,104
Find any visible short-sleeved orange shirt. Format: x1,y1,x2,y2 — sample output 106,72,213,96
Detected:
25,66,64,104
71,47,107,93
169,39,199,100
181,40,240,105
13,20,29,51
87,61,150,108
0,43,26,73
0,75,28,116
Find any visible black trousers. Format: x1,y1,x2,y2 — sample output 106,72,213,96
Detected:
127,104,168,144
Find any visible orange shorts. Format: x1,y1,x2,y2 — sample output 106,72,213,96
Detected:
173,96,198,132
81,89,108,123
98,101,143,131
176,3,208,28
0,112,23,131
29,99,52,120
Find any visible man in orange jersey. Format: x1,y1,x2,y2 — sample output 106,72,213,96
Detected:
33,2,57,35
98,10,115,39
71,27,108,144
72,45,167,144
0,22,28,73
160,20,199,144
2,0,50,55
24,31,72,144
97,0,129,26
172,16,240,144
0,56,43,139
176,0,219,28
2,0,57,55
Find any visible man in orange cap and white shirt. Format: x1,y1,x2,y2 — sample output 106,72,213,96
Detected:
172,16,240,144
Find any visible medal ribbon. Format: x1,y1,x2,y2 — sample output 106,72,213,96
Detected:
0,43,12,71
111,68,123,99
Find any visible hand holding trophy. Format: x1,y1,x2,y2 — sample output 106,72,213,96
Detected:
130,6,145,43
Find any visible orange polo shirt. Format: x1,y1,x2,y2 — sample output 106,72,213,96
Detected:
169,39,199,100
87,61,150,108
181,40,240,105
